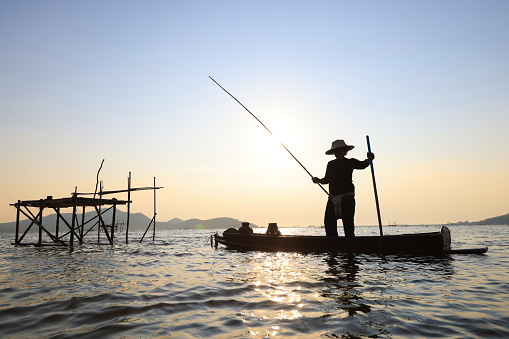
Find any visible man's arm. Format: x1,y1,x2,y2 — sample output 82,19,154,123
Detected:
313,162,330,185
312,177,328,184
359,152,375,168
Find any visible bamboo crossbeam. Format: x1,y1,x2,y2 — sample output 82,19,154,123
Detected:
11,197,130,208
75,187,163,196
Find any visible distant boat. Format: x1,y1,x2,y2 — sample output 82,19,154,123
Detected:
213,226,487,255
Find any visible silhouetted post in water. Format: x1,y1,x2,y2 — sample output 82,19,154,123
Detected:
15,200,20,244
111,199,117,241
38,205,43,246
139,177,159,244
140,177,159,243
98,182,102,243
126,172,131,244
153,177,156,241
70,187,77,247
80,206,85,244
55,207,60,240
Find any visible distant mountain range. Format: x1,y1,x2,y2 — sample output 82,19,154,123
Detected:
448,213,509,226
1,211,507,234
0,209,254,233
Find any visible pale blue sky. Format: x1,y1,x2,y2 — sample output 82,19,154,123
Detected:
1,1,508,226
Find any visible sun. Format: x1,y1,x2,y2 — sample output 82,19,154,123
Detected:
255,133,285,166
252,120,299,170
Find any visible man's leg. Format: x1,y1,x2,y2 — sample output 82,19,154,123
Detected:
341,196,356,237
324,200,339,237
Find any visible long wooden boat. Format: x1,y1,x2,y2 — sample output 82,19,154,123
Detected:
213,226,487,254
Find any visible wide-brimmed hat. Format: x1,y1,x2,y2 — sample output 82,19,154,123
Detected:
325,139,354,155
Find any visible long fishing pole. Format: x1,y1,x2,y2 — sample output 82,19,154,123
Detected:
209,76,329,196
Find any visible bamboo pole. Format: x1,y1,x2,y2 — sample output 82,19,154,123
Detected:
126,172,131,244
15,200,20,245
80,206,85,244
38,205,43,246
70,187,77,247
111,200,117,243
152,177,156,241
139,216,155,243
366,136,385,252
56,207,60,240
209,76,329,196
366,136,383,237
98,181,102,243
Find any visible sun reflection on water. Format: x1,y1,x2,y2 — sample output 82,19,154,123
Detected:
248,251,309,327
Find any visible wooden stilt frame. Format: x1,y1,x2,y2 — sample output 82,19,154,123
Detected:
10,174,163,247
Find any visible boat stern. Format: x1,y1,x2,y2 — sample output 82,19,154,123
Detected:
440,226,451,250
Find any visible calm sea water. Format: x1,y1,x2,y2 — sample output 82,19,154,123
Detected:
0,225,508,338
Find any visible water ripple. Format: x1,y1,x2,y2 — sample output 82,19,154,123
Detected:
0,226,508,338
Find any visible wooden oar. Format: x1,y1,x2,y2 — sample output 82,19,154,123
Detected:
366,136,385,251
209,76,329,196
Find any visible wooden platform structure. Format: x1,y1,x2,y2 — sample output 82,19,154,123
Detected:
10,173,162,247
12,196,128,246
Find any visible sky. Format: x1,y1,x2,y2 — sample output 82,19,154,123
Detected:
1,1,508,227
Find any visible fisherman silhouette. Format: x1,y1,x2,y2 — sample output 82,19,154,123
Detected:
312,140,374,237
